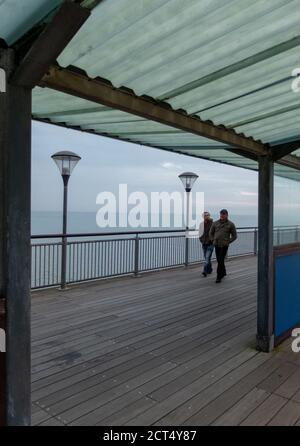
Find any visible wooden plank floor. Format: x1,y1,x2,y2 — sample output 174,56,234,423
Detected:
31,256,300,426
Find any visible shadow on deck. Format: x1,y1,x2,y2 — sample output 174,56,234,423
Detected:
31,256,300,426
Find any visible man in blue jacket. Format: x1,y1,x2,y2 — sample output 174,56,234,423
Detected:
199,211,214,277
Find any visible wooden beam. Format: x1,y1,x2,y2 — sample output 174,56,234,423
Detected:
11,3,90,89
277,154,300,170
272,139,300,161
40,65,269,157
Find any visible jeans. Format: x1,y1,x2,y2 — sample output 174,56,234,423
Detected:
202,244,214,274
215,246,229,279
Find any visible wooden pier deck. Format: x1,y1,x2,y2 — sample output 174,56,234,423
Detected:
31,256,300,426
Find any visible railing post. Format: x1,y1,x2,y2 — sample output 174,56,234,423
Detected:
134,233,139,277
277,228,280,246
185,232,189,267
253,227,258,255
61,235,67,289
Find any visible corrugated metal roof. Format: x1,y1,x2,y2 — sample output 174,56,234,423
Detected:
2,0,300,181
0,0,62,45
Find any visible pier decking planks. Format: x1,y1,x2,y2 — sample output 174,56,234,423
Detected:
31,256,300,426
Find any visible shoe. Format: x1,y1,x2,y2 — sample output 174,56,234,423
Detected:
216,278,222,283
202,272,207,277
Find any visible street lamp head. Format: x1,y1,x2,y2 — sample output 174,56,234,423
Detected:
178,172,198,192
51,151,81,177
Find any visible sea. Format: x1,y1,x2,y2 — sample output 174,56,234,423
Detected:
31,210,300,236
31,211,260,235
30,210,300,288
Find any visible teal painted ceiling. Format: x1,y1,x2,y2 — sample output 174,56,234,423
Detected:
1,0,300,180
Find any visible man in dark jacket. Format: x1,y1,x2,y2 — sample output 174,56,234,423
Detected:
199,211,214,277
209,209,237,283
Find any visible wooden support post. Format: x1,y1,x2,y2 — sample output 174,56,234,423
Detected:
0,49,31,425
0,299,5,424
256,155,274,352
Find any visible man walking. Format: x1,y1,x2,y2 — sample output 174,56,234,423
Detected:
199,211,214,277
209,209,237,283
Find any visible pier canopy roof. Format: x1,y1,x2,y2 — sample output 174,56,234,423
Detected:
2,0,300,180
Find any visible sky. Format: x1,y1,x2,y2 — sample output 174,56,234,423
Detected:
31,121,300,228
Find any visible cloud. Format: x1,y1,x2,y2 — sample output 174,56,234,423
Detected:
275,203,300,209
161,162,183,170
240,191,258,197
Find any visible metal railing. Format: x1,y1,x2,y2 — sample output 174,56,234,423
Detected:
30,225,300,289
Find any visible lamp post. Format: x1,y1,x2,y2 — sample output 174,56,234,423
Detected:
179,172,199,266
52,151,81,289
